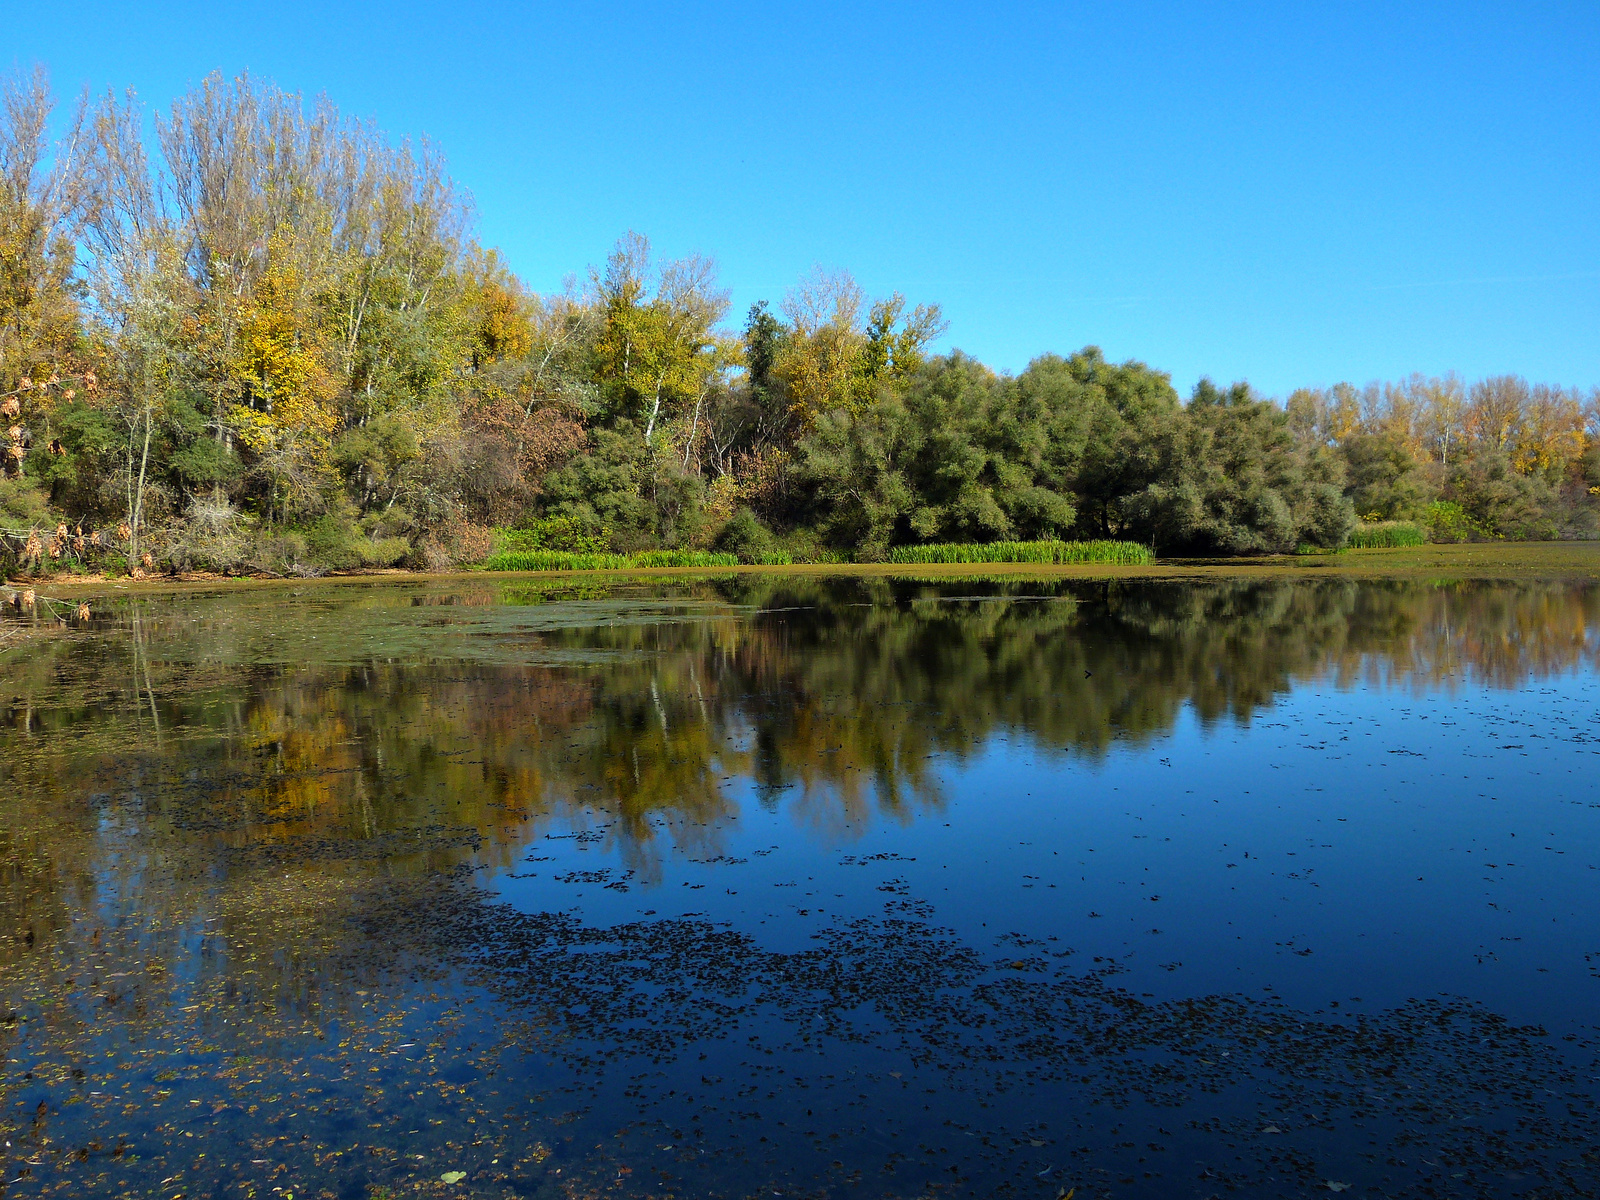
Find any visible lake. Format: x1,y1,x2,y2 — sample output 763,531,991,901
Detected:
2,571,1598,1199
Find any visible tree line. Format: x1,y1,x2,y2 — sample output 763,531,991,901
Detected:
2,68,1596,576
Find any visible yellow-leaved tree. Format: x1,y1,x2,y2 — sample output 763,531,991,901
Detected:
773,267,945,429
228,233,341,522
591,232,731,447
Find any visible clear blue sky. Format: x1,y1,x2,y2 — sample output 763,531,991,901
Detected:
10,1,1599,397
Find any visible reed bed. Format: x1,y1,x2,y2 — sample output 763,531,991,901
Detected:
482,541,1150,572
888,539,1152,566
1346,521,1428,550
478,548,740,572
628,550,742,568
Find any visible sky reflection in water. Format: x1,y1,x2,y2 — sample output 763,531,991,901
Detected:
1,573,1598,1199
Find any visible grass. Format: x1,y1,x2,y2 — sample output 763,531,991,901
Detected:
1347,521,1428,549
477,548,739,572
889,539,1152,566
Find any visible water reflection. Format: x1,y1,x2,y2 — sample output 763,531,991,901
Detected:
0,574,1597,1197
12,578,1598,856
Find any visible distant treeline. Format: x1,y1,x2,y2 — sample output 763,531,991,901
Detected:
2,68,1597,577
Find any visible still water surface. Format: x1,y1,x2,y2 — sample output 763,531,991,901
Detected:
2,573,1598,1199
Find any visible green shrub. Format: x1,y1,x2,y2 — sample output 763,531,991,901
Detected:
500,516,610,554
1423,501,1481,544
304,512,412,570
1346,521,1427,549
888,539,1151,566
712,510,794,565
0,478,55,530
772,529,844,565
714,508,776,562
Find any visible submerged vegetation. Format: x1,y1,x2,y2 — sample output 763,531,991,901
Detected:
0,67,1596,581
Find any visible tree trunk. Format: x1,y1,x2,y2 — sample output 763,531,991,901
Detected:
644,374,665,443
683,385,707,469
131,400,153,561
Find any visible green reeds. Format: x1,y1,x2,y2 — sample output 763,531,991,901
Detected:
628,550,742,568
888,539,1152,566
483,541,1147,571
478,548,740,572
1346,521,1427,550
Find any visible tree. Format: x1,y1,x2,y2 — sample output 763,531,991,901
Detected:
858,293,947,396
772,266,865,428
0,66,95,530
590,232,730,446
1012,348,1179,539
770,269,946,429
792,397,918,558
1341,430,1434,520
1124,380,1353,554
3,63,1595,575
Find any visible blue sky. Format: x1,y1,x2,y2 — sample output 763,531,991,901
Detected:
10,1,1599,396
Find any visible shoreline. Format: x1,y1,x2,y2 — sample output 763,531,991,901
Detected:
5,541,1598,599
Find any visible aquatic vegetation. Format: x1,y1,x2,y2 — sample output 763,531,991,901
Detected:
626,549,741,569
1346,520,1428,549
888,539,1151,566
476,547,740,571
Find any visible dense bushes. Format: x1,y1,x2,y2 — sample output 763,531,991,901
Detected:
1119,380,1354,554
1423,502,1480,543
770,353,1360,560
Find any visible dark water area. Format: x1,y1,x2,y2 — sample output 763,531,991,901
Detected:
2,572,1598,1200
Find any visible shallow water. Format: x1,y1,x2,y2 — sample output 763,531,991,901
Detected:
2,572,1598,1199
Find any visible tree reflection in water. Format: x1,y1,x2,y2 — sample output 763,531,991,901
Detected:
0,574,1596,1197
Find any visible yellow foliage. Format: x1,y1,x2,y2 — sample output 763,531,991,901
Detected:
229,235,340,457
468,251,534,367
703,472,739,528
772,271,945,428
776,322,863,427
